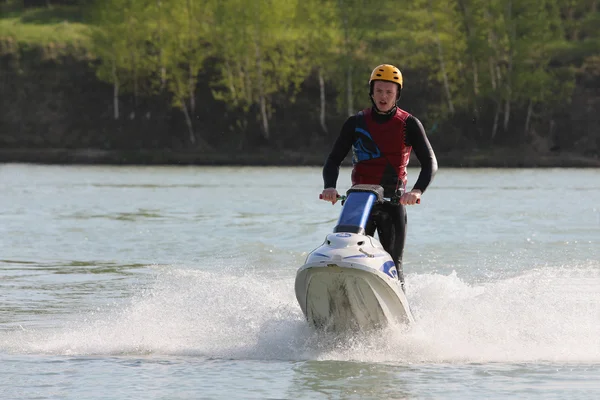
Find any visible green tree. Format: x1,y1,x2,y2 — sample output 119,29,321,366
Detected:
160,0,215,147
88,0,155,120
333,0,380,116
211,0,310,141
295,0,340,133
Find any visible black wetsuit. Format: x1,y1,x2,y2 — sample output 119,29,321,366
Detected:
322,106,438,285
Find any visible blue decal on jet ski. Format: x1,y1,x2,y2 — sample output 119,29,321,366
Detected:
336,233,352,237
381,261,398,278
313,252,330,258
344,255,367,259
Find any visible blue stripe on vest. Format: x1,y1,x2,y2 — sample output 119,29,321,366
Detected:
352,112,381,163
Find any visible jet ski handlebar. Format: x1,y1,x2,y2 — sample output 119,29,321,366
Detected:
320,184,420,205
319,194,419,204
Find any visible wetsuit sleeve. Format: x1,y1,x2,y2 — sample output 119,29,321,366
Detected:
323,116,356,189
405,115,438,193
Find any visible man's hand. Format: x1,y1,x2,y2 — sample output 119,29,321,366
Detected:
400,189,422,205
321,187,339,204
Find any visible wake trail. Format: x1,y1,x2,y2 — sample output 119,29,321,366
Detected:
2,263,599,363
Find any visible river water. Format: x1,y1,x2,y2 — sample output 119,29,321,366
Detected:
1,164,599,399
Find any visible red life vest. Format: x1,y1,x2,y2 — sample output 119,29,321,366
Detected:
351,107,412,196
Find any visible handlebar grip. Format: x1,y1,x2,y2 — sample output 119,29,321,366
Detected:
320,193,419,203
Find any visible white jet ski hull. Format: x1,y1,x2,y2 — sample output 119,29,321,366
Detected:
295,232,414,332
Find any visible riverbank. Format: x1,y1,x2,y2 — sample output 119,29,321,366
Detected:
1,147,599,168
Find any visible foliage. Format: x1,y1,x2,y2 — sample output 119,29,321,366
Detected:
0,4,90,48
3,0,599,151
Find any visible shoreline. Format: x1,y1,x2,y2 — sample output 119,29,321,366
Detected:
0,148,599,168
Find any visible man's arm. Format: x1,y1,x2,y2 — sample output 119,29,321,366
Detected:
323,116,356,189
405,115,438,193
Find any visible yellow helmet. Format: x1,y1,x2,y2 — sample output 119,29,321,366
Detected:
369,64,403,88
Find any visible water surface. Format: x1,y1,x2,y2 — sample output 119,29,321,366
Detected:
1,164,599,399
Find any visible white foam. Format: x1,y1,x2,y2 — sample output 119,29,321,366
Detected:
3,263,600,363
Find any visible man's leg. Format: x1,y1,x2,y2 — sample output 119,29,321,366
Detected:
384,202,407,289
367,204,407,288
372,205,397,274
365,206,378,237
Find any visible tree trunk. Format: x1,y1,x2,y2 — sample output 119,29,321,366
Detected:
318,67,327,133
160,66,166,91
132,51,138,113
485,6,505,139
503,97,511,132
472,62,479,97
157,0,166,91
112,59,119,120
456,0,479,116
180,96,196,145
524,100,533,135
255,40,269,138
503,0,514,132
189,64,195,114
491,102,501,139
489,57,496,90
243,55,251,102
472,63,480,119
187,0,195,115
339,1,353,116
429,0,454,114
225,60,237,103
180,96,214,150
260,95,269,138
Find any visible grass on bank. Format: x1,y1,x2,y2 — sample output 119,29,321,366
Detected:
0,4,91,49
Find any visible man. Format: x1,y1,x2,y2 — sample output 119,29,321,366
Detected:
320,64,438,290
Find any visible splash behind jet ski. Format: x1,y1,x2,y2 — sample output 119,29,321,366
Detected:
295,184,415,332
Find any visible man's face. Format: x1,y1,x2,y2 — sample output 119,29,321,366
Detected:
372,81,399,113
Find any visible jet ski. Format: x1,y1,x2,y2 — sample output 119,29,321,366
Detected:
295,184,415,332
